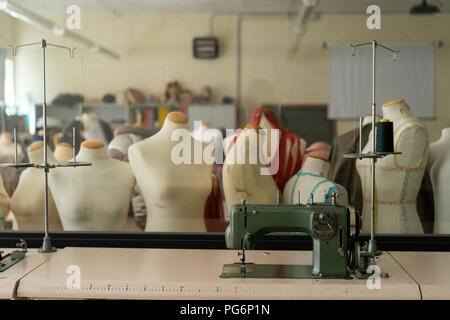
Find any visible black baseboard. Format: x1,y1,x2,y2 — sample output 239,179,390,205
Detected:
0,231,449,251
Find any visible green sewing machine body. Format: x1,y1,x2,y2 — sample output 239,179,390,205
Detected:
221,198,379,280
0,239,28,272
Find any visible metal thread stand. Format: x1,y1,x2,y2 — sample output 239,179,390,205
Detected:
344,40,400,262
3,39,91,253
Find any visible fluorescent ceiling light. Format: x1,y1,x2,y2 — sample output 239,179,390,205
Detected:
1,0,120,59
288,0,320,57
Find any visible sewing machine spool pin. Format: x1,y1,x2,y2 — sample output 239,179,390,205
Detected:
325,192,339,205
308,194,314,205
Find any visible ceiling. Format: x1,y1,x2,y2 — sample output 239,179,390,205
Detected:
6,0,450,15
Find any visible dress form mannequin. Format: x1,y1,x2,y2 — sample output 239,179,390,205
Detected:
54,142,73,162
0,174,9,224
10,141,62,230
428,128,450,234
128,112,212,232
328,115,380,215
0,132,23,158
303,141,331,163
283,155,348,206
80,113,107,144
259,111,307,187
49,140,134,231
223,124,278,214
261,114,306,176
250,107,307,192
0,132,22,197
356,99,428,234
108,124,157,231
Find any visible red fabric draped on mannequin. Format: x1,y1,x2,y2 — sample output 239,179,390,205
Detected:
204,174,227,232
250,106,304,192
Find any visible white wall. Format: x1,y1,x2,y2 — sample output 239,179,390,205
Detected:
12,14,237,106
7,12,450,141
0,12,14,48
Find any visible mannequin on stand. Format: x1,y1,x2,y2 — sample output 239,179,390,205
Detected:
223,124,278,214
0,174,9,226
283,155,348,206
128,112,212,232
54,142,73,162
0,132,23,158
428,128,450,234
250,106,307,192
49,140,134,231
0,132,22,197
328,115,380,214
10,141,62,230
108,124,157,231
191,121,226,231
356,99,428,234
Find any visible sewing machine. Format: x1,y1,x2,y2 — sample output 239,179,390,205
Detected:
0,239,28,272
221,193,382,280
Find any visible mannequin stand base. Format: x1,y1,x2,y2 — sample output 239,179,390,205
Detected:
38,237,57,253
368,239,381,257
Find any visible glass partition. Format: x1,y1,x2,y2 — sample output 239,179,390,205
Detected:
0,1,448,250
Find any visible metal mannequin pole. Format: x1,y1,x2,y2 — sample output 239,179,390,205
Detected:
370,40,376,244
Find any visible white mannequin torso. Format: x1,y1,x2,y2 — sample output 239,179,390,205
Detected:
283,156,348,205
259,114,307,178
0,174,9,224
10,141,62,230
428,128,450,234
49,140,134,231
223,125,278,213
356,99,428,234
54,143,73,162
0,133,23,159
128,112,212,232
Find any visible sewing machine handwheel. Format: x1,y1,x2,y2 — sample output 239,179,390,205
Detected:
348,234,357,271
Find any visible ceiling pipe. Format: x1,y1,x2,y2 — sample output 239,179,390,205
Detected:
288,0,320,58
0,0,120,59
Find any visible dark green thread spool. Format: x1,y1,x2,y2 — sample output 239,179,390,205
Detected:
376,119,394,153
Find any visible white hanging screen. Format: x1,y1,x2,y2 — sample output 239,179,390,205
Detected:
328,43,435,119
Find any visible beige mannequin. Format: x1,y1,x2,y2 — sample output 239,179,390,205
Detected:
54,142,73,162
49,140,134,231
80,113,107,144
283,155,348,206
428,128,450,234
0,132,23,159
10,141,62,230
259,113,307,180
223,124,278,214
356,99,428,234
128,112,212,232
0,174,9,225
363,114,382,126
